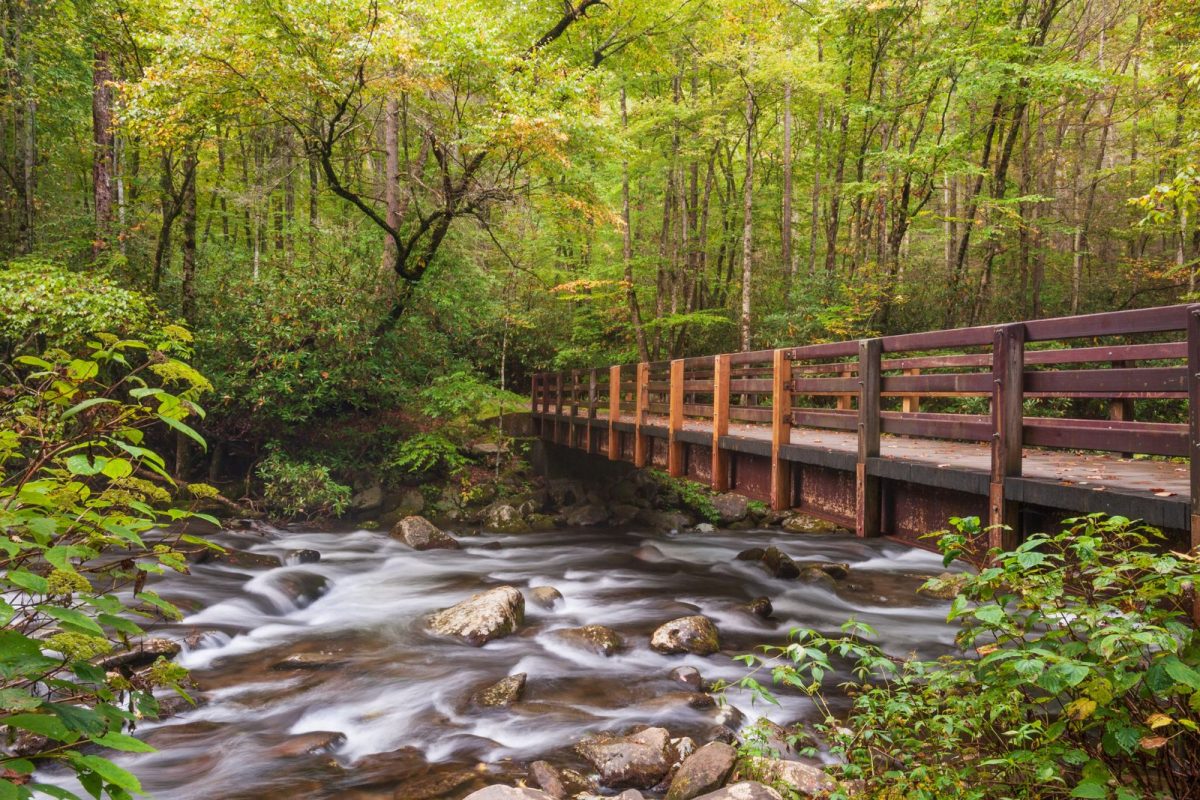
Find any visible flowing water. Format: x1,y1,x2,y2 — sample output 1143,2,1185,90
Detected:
43,523,966,799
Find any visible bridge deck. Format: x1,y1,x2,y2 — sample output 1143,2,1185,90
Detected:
531,302,1200,553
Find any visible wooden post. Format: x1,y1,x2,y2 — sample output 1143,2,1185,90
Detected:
990,323,1025,552
1108,360,1135,458
711,354,731,492
837,367,853,411
902,368,921,414
855,339,882,537
668,359,685,477
554,372,564,444
569,369,580,448
634,362,649,467
770,348,793,511
608,365,621,460
1188,306,1200,623
586,368,598,454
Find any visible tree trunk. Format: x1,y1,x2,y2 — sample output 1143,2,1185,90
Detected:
621,87,650,362
782,81,793,287
92,50,115,258
740,86,755,352
381,97,400,279
180,147,198,321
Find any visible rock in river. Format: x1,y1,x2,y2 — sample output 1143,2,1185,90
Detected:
554,625,624,657
761,547,800,579
472,672,527,707
694,783,783,800
429,586,524,646
744,597,773,618
463,788,557,800
670,666,703,690
528,586,564,610
665,741,737,800
575,726,675,789
528,761,595,798
484,503,530,533
712,493,749,524
651,616,720,655
393,515,460,550
741,758,837,798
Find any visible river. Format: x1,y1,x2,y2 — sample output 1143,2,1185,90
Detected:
42,523,965,799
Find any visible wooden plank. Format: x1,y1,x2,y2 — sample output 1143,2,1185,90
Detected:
770,349,793,511
837,369,853,410
881,373,993,394
1024,303,1188,341
555,372,564,443
856,338,882,537
608,365,621,461
902,368,921,413
1023,366,1186,394
990,323,1025,551
586,368,598,453
634,362,649,467
882,324,995,353
668,359,685,477
712,354,731,492
784,340,860,360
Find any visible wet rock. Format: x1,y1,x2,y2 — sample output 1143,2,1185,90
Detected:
528,761,596,799
639,691,716,712
8,730,50,756
529,586,564,610
93,638,181,671
693,523,716,534
564,504,609,527
664,742,737,800
547,479,587,508
673,736,697,761
271,651,348,671
484,503,530,533
651,616,720,656
351,484,384,514
609,503,641,526
633,544,669,563
917,572,970,600
670,666,703,690
735,548,765,562
575,726,674,789
267,730,346,758
744,597,772,619
694,782,783,800
554,625,624,657
210,548,283,569
615,792,645,800
527,513,557,531
285,549,321,564
393,515,460,550
610,479,640,504
712,494,749,524
429,586,525,646
639,509,694,532
394,487,427,516
275,570,330,607
761,547,799,579
741,758,836,797
797,567,836,589
463,787,557,800
472,673,527,707
802,561,850,580
780,513,844,535
397,768,484,800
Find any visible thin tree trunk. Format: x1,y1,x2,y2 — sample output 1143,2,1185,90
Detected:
92,50,115,258
782,81,793,288
740,86,756,352
621,88,649,361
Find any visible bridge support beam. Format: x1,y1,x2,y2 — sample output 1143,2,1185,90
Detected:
856,338,882,536
608,365,621,461
990,323,1025,552
633,362,649,468
668,359,685,477
711,354,731,492
770,349,793,511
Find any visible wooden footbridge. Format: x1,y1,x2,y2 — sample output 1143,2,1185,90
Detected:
530,304,1200,554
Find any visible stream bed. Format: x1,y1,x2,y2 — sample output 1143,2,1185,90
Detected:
47,524,965,799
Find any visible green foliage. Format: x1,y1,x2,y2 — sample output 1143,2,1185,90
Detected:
732,515,1200,800
0,259,161,354
0,332,215,799
254,448,351,520
387,432,469,479
646,469,720,523
418,371,526,421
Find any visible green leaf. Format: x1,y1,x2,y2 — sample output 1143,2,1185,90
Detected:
91,732,155,753
1,713,72,741
0,688,41,712
1070,781,1109,798
61,398,118,420
44,703,106,736
1162,656,1200,690
37,605,105,637
65,454,104,476
68,754,143,794
6,569,49,594
973,604,1006,625
155,413,207,452
101,457,133,479
65,360,99,381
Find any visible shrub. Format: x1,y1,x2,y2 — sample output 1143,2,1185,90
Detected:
255,449,351,520
733,514,1200,800
647,469,720,523
1,331,216,799
387,431,470,479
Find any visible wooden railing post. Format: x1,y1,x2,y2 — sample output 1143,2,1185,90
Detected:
990,323,1025,552
554,372,564,444
608,365,621,460
1188,306,1200,555
902,368,921,414
586,368,598,454
668,359,685,477
771,348,793,511
856,339,882,536
837,367,853,411
711,354,731,492
634,362,649,467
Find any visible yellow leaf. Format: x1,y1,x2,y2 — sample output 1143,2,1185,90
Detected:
1147,713,1174,729
1067,698,1097,720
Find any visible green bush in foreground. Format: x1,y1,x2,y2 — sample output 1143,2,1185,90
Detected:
255,449,352,520
0,331,218,799
735,515,1200,800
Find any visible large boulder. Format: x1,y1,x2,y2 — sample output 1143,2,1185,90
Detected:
350,483,384,514
564,504,609,527
392,515,460,550
712,494,749,524
471,673,527,707
650,616,720,656
429,586,524,646
694,783,783,800
780,513,845,535
462,788,557,800
741,758,837,798
761,547,800,579
664,742,737,800
575,727,674,789
483,503,530,533
528,761,595,799
554,625,624,657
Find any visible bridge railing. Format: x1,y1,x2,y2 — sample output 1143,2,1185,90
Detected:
531,303,1200,550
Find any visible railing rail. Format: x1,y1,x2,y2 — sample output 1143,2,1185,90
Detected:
531,303,1200,550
